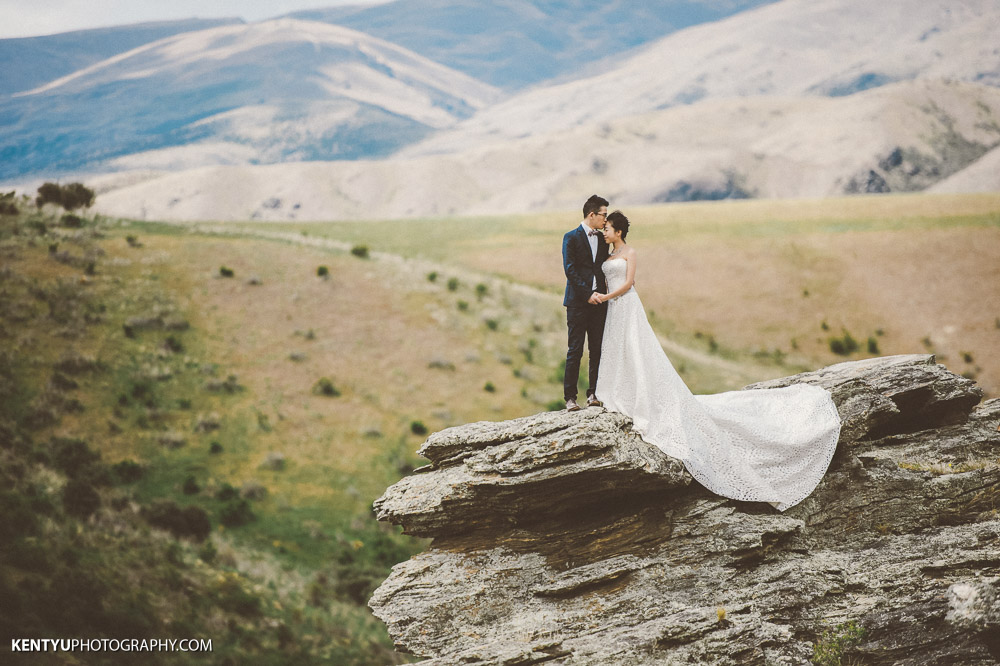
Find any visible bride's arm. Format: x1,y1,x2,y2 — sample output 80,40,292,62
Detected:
598,249,638,302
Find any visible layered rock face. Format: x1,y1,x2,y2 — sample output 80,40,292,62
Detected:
370,355,1000,665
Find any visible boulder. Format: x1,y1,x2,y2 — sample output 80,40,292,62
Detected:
370,355,1000,664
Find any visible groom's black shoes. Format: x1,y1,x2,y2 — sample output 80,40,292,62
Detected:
586,395,603,408
565,398,582,412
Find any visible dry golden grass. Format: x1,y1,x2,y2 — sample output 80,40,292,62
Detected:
92,230,558,509
272,192,999,395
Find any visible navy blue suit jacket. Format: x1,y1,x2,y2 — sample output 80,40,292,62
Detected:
562,224,609,307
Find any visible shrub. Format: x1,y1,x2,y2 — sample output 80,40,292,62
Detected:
219,266,234,278
49,437,109,485
219,498,255,527
261,452,286,471
867,337,880,354
333,565,384,606
8,539,56,575
60,214,83,228
36,182,63,208
162,335,184,353
203,375,243,393
0,490,43,542
216,576,261,617
36,182,95,210
829,331,860,356
317,265,329,278
198,541,217,564
313,377,341,397
485,318,499,331
410,421,428,436
812,621,866,666
447,277,459,291
61,183,95,210
332,527,416,605
209,441,223,454
49,371,79,391
215,483,239,502
63,479,101,518
276,623,294,650
182,476,201,495
111,459,144,484
475,283,488,300
142,500,211,541
350,245,369,259
484,382,496,393
427,271,437,282
0,193,17,216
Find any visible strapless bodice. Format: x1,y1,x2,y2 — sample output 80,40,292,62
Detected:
602,257,633,297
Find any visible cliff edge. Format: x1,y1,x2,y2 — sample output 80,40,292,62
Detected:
370,355,1000,665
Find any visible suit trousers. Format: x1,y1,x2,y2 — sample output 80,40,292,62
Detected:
564,303,607,401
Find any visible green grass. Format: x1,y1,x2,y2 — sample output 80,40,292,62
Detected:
4,192,1000,662
223,193,1000,265
0,208,421,663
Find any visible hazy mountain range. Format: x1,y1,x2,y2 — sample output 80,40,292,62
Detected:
403,0,1000,155
0,0,774,182
0,18,243,97
2,0,999,219
0,19,499,178
91,79,1000,221
283,0,779,89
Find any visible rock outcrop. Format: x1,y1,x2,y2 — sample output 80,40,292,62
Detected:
370,355,1000,665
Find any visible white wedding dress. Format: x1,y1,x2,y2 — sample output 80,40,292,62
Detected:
595,257,841,510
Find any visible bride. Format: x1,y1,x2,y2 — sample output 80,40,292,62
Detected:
591,211,841,510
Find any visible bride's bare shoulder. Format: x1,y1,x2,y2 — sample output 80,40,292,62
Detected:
625,246,639,259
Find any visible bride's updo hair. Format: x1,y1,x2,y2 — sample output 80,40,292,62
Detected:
606,210,630,240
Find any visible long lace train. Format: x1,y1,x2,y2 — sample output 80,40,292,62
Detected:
595,257,841,510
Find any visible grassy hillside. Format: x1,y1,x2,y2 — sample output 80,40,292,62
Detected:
0,204,438,663
2,193,657,663
2,190,995,663
235,192,1000,397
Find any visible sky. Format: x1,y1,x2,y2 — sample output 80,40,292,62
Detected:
0,0,389,39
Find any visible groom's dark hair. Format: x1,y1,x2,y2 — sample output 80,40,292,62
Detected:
582,195,609,219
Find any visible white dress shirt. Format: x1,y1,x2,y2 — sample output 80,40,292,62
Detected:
581,221,598,289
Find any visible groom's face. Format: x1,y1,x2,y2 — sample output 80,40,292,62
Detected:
588,207,608,230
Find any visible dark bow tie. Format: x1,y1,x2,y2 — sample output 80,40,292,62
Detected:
588,229,602,236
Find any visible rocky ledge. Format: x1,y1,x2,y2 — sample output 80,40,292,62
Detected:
370,355,1000,665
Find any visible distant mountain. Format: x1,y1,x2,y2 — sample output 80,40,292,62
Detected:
0,19,498,180
92,80,1000,222
929,145,1000,194
285,0,780,90
0,18,244,96
403,0,1000,156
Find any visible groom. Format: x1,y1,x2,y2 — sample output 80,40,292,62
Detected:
562,194,610,411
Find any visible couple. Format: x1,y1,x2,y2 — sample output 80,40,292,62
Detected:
562,195,841,511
